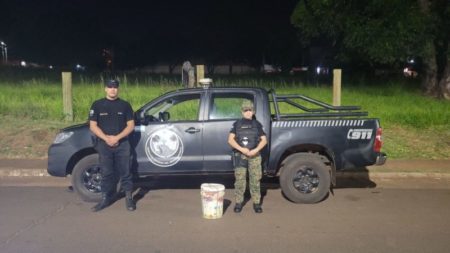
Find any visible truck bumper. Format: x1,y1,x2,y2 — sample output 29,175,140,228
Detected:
375,152,387,166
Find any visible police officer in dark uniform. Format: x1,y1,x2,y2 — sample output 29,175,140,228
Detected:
89,79,136,212
228,100,267,213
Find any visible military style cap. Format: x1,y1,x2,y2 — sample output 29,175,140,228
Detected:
241,100,254,110
105,79,119,88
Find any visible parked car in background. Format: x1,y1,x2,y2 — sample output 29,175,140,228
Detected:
262,64,281,74
403,57,419,78
289,66,308,75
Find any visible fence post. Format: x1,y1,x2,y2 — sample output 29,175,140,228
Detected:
333,69,342,106
188,68,195,88
62,72,73,122
196,65,205,87
182,61,192,88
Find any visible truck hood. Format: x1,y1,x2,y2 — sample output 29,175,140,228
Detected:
61,123,89,132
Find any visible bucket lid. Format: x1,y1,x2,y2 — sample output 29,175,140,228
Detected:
201,183,225,192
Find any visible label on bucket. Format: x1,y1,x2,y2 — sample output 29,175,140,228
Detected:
200,183,225,219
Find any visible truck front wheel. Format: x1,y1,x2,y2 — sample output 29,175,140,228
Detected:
71,154,102,202
279,153,331,203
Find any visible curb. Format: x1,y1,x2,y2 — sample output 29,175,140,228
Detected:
337,171,450,179
0,168,51,177
1,168,450,179
0,159,449,180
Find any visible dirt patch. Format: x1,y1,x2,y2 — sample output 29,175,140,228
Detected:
0,116,68,159
0,127,59,158
31,129,51,142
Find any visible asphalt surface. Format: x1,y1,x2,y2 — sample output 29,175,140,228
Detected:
1,186,450,253
1,159,450,253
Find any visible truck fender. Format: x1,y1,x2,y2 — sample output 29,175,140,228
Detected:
66,148,97,175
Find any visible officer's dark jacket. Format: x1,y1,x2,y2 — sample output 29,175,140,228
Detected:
89,98,134,136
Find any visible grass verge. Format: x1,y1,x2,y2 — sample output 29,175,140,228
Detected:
0,76,448,159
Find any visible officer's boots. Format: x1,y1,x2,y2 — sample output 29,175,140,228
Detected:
125,191,136,211
234,203,243,213
253,203,263,213
91,193,113,212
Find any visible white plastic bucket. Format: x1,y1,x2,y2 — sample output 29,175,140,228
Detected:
200,183,225,219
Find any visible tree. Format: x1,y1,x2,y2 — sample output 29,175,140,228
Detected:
291,0,450,99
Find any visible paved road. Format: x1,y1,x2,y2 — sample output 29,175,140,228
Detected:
1,176,450,253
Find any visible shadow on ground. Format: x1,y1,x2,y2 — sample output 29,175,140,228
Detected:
131,175,236,210
129,167,376,206
336,167,377,189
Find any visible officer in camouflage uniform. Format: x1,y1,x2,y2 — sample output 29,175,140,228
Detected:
228,100,267,213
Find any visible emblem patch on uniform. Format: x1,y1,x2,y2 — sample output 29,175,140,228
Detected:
89,110,94,117
145,128,184,167
242,137,249,146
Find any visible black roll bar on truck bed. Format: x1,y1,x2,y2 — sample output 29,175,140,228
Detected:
269,89,369,120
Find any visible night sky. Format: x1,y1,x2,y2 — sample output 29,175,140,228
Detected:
1,0,299,69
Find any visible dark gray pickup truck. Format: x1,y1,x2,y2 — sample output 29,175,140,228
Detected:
48,87,386,203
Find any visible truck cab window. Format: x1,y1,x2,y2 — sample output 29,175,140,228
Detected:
144,94,201,123
209,93,254,120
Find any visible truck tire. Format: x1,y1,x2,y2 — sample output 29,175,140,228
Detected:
71,154,102,202
279,153,331,204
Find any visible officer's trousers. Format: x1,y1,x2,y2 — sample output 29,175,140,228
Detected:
96,140,133,196
234,154,262,204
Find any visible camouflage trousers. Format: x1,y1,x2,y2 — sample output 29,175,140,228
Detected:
234,154,262,204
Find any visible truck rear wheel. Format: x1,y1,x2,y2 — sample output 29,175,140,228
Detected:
71,154,102,202
279,153,330,203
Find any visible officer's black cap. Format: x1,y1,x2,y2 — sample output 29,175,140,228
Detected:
105,79,119,88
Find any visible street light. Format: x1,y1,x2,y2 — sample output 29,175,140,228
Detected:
0,41,7,63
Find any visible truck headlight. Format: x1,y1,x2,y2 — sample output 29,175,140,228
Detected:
53,131,74,144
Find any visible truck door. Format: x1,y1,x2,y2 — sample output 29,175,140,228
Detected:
203,92,255,172
133,92,204,174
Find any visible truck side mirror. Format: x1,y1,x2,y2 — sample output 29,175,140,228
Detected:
159,112,170,122
135,113,145,124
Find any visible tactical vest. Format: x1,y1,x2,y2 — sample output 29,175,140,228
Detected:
235,119,259,150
